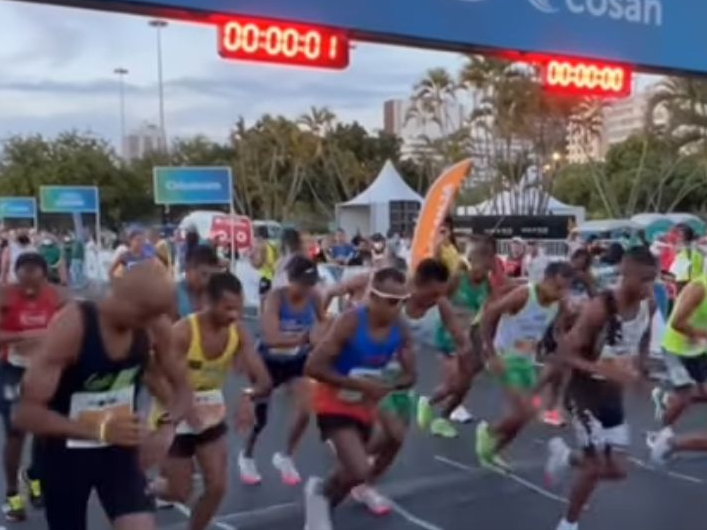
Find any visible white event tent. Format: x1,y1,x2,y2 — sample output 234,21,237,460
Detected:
335,160,423,236
457,188,586,223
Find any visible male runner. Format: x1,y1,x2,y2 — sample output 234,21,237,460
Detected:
544,246,656,530
476,261,572,467
154,272,271,530
649,270,707,463
250,226,278,302
13,264,193,530
239,255,328,485
174,245,222,319
0,253,69,520
352,258,471,514
304,267,414,530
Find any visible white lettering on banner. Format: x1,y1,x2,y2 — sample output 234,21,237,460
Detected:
166,181,223,191
55,193,87,208
520,0,662,25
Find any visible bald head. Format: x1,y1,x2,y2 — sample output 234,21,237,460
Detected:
108,263,175,326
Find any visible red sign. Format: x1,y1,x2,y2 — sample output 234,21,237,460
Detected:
209,215,253,250
540,57,632,98
216,15,350,70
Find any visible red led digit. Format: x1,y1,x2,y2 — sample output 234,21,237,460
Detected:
541,57,631,98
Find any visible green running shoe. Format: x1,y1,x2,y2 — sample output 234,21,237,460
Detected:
475,421,497,468
417,396,434,431
430,418,459,438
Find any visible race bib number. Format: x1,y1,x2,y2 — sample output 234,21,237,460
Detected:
338,368,383,403
67,386,135,449
177,389,226,434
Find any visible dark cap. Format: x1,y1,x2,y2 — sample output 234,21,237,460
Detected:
286,255,320,286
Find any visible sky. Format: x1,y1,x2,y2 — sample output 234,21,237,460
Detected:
0,1,465,149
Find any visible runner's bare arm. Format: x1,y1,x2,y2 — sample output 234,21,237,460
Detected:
670,282,707,341
150,315,193,423
480,286,529,360
394,322,416,390
637,298,657,375
13,303,94,439
322,272,368,310
261,289,306,348
305,310,372,391
558,298,606,375
233,321,272,399
108,251,127,277
312,290,330,323
438,296,473,362
143,318,190,405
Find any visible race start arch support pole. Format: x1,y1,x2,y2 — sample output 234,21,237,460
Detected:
153,166,235,267
0,197,38,231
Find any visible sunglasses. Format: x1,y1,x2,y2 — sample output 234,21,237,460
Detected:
370,287,410,307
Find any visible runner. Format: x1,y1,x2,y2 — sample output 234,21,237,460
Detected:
152,272,271,530
544,246,656,530
250,226,278,303
303,267,414,530
174,245,222,319
109,228,158,279
352,258,471,514
37,235,68,286
13,264,193,530
239,255,328,486
476,261,572,468
649,270,707,462
1,231,36,285
0,253,69,521
418,236,498,436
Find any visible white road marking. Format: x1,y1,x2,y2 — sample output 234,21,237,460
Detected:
216,502,297,523
434,455,568,504
389,499,445,530
172,501,237,530
628,456,704,485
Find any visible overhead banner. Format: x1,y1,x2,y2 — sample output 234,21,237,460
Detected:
29,0,707,75
0,197,37,220
39,186,99,213
454,215,576,240
153,167,233,205
410,159,472,270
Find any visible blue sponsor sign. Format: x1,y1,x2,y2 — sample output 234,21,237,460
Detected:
39,186,99,214
30,0,707,75
0,197,37,220
153,167,233,205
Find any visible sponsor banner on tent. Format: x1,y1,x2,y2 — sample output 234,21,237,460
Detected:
153,167,233,205
39,186,99,213
410,159,472,269
454,215,576,240
0,197,36,219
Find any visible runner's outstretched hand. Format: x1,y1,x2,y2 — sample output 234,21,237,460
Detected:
103,414,146,447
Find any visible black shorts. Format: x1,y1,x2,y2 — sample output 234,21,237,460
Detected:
169,422,228,459
316,414,372,443
264,355,307,388
42,444,153,530
0,363,24,435
258,277,272,296
565,374,629,452
664,350,707,388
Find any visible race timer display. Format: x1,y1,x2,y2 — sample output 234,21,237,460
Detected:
217,16,350,70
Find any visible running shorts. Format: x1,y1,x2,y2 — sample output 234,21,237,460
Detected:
379,390,415,423
169,422,227,459
0,363,24,435
663,349,707,389
42,444,153,530
316,414,372,443
264,355,307,388
499,354,537,391
565,373,629,452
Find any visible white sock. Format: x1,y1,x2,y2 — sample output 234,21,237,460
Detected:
556,518,578,530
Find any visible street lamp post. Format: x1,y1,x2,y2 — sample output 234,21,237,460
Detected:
149,19,168,152
113,67,129,160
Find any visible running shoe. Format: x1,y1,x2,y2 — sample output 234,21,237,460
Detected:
475,421,496,468
272,452,302,486
542,409,566,427
351,485,393,516
430,418,459,439
21,469,43,509
651,387,668,422
238,451,262,485
2,494,26,522
155,498,175,510
304,477,332,530
416,396,434,431
544,437,571,486
450,405,474,423
648,426,674,466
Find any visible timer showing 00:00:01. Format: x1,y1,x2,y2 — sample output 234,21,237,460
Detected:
217,18,350,70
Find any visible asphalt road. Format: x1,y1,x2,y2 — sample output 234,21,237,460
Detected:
4,320,707,530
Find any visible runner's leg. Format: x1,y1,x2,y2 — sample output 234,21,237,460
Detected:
323,426,370,508
285,376,311,456
154,454,194,503
190,432,228,530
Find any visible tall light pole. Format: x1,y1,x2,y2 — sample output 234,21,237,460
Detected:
113,67,129,160
149,19,168,152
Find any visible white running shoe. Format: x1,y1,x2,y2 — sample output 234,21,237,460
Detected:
304,477,332,530
238,451,262,485
649,427,674,466
556,518,579,530
544,437,571,486
351,485,393,516
272,452,302,486
450,405,474,423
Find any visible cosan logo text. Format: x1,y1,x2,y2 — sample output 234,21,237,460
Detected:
527,0,663,26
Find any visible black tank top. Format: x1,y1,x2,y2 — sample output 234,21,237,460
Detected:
48,301,150,426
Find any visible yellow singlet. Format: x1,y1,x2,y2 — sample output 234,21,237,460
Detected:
186,313,240,392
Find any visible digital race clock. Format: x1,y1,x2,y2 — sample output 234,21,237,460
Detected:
217,16,350,70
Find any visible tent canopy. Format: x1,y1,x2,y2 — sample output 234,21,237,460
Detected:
342,160,423,206
458,188,586,223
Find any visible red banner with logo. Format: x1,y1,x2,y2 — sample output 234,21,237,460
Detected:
209,215,253,250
